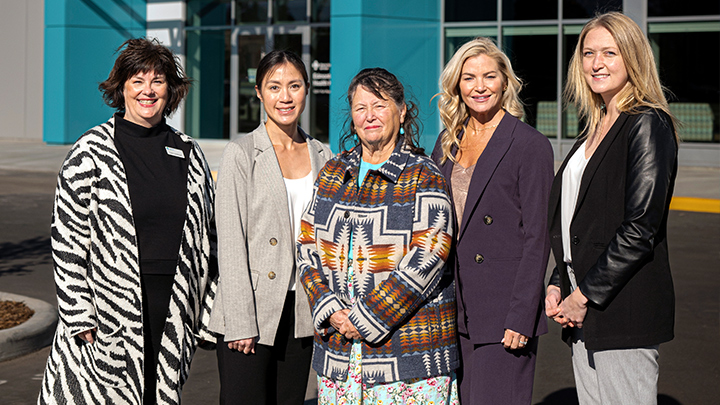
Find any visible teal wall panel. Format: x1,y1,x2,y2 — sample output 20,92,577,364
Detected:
331,2,362,15
45,0,146,30
329,0,442,153
328,14,363,150
44,0,146,144
332,0,436,20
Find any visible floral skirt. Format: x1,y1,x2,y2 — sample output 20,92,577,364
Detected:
317,340,459,405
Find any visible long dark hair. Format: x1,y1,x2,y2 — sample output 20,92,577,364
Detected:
99,38,191,117
340,68,423,154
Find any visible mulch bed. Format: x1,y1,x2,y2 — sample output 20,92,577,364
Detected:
0,300,35,330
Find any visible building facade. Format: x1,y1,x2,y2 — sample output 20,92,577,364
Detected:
3,0,718,165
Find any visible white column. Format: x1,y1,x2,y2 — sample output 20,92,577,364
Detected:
624,0,648,35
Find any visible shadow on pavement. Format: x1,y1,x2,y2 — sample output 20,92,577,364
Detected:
535,387,579,404
0,237,51,275
534,388,682,404
659,394,682,404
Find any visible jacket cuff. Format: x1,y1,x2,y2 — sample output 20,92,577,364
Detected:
312,294,347,335
348,303,390,344
64,312,98,339
548,266,560,288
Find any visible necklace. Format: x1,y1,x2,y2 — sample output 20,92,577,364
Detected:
468,122,499,133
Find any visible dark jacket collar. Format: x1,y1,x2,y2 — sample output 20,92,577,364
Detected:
341,140,412,184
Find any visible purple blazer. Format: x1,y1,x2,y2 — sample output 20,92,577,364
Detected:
431,113,554,344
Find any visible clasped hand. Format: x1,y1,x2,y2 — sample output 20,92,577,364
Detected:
227,337,256,354
545,286,588,328
329,309,361,340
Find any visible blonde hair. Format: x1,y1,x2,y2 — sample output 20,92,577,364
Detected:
564,12,678,139
436,37,524,164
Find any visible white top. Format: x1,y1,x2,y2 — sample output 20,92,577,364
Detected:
284,171,314,291
561,141,590,266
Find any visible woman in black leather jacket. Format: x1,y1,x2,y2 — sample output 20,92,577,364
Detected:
544,12,678,405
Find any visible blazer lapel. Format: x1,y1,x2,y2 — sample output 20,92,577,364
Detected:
303,128,330,180
253,124,294,234
573,113,629,221
457,115,515,242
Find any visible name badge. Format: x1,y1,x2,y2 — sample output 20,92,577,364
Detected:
165,146,185,159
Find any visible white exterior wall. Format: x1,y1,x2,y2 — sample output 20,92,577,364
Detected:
0,0,45,141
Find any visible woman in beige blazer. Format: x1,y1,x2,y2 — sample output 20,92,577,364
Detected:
208,50,332,405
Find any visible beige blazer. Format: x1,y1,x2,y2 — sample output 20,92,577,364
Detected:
208,123,332,345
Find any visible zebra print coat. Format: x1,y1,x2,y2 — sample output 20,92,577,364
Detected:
39,117,217,404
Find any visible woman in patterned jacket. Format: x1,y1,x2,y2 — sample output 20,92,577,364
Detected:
297,68,459,404
39,38,216,405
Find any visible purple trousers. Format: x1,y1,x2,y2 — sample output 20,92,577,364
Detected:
458,333,539,405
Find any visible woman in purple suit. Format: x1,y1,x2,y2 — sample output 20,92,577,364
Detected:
431,37,554,404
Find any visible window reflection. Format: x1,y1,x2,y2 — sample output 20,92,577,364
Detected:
503,27,558,136
446,0,497,22
503,0,557,21
649,0,719,17
312,0,331,23
237,36,265,133
444,28,498,63
187,0,232,27
563,0,621,19
563,29,583,138
185,0,329,139
237,0,268,24
649,26,720,142
274,0,307,23
310,27,330,143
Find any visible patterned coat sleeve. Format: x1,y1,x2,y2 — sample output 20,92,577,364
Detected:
348,165,454,344
51,142,98,338
297,180,349,336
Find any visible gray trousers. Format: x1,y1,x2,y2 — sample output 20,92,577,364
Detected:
571,329,660,405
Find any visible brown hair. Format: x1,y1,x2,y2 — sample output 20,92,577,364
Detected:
99,38,191,117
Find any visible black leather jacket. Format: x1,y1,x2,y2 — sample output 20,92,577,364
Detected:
547,108,677,350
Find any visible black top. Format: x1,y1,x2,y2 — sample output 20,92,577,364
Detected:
114,113,192,275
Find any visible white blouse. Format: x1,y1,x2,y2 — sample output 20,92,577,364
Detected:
284,172,314,291
561,141,590,290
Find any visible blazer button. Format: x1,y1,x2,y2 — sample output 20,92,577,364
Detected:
344,211,350,219
475,254,484,264
572,236,580,245
484,215,493,225
268,271,276,280
269,238,278,246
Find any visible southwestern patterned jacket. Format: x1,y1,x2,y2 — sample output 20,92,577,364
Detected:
297,141,458,384
39,117,217,405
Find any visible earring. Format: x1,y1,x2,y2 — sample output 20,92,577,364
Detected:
399,127,405,135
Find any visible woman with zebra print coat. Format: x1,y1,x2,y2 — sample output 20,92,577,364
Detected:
38,38,217,405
